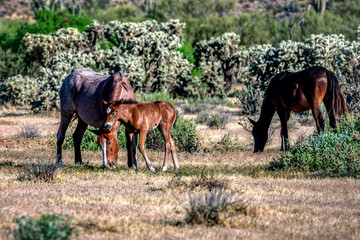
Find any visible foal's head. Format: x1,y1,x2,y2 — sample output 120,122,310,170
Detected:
102,99,136,131
248,118,268,153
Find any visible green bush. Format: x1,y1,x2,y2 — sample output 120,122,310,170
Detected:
271,115,360,176
0,10,92,53
11,213,76,240
146,115,201,153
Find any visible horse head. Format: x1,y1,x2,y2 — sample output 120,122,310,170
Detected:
248,117,268,153
89,128,119,169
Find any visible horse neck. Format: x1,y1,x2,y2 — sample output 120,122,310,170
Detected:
117,104,135,123
104,80,122,102
257,96,275,130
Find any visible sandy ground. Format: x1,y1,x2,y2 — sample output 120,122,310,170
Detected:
0,105,359,240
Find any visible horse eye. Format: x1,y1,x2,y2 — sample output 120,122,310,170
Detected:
112,111,116,116
107,141,111,145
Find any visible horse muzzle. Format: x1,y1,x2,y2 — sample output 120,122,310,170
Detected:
103,123,112,131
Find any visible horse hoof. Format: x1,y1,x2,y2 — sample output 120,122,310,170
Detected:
149,167,155,172
174,168,179,173
161,166,168,172
104,164,112,170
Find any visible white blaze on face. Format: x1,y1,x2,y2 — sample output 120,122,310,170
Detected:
101,139,108,167
106,107,111,114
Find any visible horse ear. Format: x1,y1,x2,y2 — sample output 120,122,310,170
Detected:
112,73,121,84
103,100,109,106
248,117,257,125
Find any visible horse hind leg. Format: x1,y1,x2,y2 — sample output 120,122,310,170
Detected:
56,113,73,164
323,97,337,128
311,105,325,133
159,125,171,172
138,130,155,172
73,117,88,164
170,137,179,172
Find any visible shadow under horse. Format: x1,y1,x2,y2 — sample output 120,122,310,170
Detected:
249,66,349,152
56,70,138,168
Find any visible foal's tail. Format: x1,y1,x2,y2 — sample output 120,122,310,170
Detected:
325,70,349,117
173,110,178,127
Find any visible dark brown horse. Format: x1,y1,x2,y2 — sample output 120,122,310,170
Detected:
56,70,138,168
249,66,349,152
101,100,180,172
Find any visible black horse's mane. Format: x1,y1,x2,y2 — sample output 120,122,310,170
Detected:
114,99,138,105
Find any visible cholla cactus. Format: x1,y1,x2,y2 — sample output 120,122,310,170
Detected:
0,75,39,105
26,19,195,111
196,33,242,97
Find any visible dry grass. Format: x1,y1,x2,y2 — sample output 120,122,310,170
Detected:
0,106,359,240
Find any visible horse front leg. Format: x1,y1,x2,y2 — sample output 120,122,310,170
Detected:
278,110,291,151
126,131,137,169
73,118,88,164
138,130,155,172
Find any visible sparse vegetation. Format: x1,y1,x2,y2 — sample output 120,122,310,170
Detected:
16,123,41,139
11,213,76,240
18,158,61,182
185,188,238,226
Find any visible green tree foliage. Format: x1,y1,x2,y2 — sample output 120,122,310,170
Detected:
0,10,92,53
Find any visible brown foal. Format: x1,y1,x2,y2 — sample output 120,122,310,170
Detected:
102,100,180,172
90,129,119,169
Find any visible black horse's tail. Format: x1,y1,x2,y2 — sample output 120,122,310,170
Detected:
325,70,349,117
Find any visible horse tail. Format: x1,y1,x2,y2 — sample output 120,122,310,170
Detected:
325,70,349,117
173,110,178,127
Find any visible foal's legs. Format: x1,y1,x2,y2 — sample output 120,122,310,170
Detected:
278,110,291,151
170,137,180,172
73,117,88,164
138,129,155,172
56,112,73,163
159,124,172,172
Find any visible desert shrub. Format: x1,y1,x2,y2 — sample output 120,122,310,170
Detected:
181,102,212,114
0,75,39,105
16,123,41,139
236,82,263,115
207,112,230,129
208,134,243,152
63,127,99,151
196,111,230,129
271,115,360,176
11,213,76,240
135,91,175,106
18,158,62,182
195,111,210,124
185,188,236,226
171,116,201,153
145,115,200,152
168,176,228,192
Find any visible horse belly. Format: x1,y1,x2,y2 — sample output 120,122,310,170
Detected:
289,94,311,113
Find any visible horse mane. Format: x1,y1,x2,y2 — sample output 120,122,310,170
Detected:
103,72,124,102
265,71,290,96
114,99,138,105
